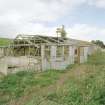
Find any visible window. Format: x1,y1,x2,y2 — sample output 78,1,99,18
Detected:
45,45,50,59
64,46,69,56
75,49,78,55
56,46,63,57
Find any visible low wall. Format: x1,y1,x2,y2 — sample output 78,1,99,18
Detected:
0,58,8,75
0,56,41,75
42,56,74,70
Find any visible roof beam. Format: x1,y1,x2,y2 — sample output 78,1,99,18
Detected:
35,36,52,44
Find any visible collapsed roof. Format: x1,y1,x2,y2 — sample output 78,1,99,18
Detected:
13,34,92,47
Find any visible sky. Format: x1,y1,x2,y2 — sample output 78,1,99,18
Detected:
0,0,105,42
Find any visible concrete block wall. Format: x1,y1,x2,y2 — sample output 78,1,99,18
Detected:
80,47,89,63
0,48,4,57
0,58,8,75
41,45,75,70
0,45,91,75
0,56,41,75
69,46,75,64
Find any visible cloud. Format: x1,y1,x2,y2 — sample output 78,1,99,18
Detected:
87,0,105,8
0,0,85,22
67,24,105,42
0,0,87,37
19,23,57,36
0,0,105,43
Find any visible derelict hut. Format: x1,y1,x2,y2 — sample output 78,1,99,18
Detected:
12,35,90,71
0,25,95,75
63,38,91,64
12,33,75,71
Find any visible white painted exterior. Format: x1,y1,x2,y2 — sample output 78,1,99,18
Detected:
0,42,98,75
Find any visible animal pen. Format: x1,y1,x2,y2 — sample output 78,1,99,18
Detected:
0,27,97,75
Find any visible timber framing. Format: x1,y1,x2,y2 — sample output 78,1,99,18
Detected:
0,27,98,75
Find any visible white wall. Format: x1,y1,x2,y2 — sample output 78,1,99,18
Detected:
43,45,75,70
0,58,8,75
0,56,41,75
80,47,88,63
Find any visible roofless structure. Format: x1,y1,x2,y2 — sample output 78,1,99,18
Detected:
0,26,98,75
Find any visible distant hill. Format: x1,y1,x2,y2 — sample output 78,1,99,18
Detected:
0,38,12,46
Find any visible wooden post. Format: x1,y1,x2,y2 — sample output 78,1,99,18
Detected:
77,47,80,64
62,46,64,57
29,46,30,56
24,47,25,56
7,47,8,56
4,48,6,56
41,45,45,71
13,46,14,56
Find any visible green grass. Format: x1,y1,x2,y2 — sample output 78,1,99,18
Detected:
87,51,105,65
0,70,64,105
46,67,105,105
45,52,105,105
26,51,105,105
0,51,105,105
0,38,12,46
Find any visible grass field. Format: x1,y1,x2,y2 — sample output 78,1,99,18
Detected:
0,38,12,46
0,51,105,105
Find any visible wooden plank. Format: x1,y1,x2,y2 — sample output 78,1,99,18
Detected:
77,47,80,64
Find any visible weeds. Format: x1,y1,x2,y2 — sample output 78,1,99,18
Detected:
0,70,63,105
0,52,105,105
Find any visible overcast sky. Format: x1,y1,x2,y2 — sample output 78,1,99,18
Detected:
0,0,105,42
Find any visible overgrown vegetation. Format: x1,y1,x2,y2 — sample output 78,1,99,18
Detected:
0,51,105,105
26,51,105,105
0,70,64,105
0,38,11,46
87,51,105,65
45,52,105,105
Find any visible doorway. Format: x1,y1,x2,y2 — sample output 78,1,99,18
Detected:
74,47,80,64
